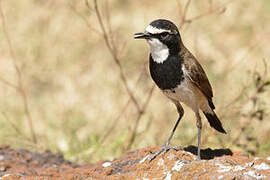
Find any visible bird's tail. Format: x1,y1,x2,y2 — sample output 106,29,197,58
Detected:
203,111,226,134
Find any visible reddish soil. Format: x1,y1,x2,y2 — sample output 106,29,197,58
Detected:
0,145,270,179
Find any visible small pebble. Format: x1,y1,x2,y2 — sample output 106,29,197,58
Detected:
0,167,6,172
102,162,112,168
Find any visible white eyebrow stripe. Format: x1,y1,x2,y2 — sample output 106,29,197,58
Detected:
145,25,171,34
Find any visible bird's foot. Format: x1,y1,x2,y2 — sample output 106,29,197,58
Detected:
149,145,182,162
195,156,201,161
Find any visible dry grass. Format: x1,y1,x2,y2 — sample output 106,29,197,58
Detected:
0,0,269,163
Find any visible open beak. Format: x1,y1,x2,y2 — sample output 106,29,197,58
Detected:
134,32,151,39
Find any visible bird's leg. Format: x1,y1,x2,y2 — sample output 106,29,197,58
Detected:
195,111,202,160
165,102,184,146
149,102,184,162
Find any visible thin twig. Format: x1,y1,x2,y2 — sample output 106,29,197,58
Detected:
98,68,148,145
230,59,269,146
0,1,37,143
180,0,192,25
84,0,157,151
69,1,100,35
1,111,27,139
179,0,235,28
125,85,155,150
91,0,141,112
0,76,18,90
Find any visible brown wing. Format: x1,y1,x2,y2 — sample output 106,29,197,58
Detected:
183,52,215,109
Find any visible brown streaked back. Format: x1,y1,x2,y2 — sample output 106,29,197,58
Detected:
180,47,215,109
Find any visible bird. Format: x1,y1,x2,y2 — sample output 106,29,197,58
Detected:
134,19,226,161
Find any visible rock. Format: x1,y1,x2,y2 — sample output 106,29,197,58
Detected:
0,145,269,179
90,146,270,179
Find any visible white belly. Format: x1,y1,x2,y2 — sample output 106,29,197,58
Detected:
162,79,213,114
163,79,196,109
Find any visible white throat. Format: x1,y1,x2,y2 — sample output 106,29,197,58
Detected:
147,38,169,64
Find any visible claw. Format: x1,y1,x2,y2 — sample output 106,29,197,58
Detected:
149,145,182,162
161,150,166,159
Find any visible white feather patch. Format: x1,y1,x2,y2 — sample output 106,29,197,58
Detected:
147,38,169,63
163,78,196,111
146,25,171,34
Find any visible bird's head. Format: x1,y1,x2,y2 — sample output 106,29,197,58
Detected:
134,19,182,55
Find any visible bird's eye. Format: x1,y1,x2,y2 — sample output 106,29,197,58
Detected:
160,32,169,38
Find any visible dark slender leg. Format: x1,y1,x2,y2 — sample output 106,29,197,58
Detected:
195,111,202,160
165,103,184,146
149,101,184,161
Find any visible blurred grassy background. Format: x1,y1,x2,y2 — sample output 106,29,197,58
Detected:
0,0,269,163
